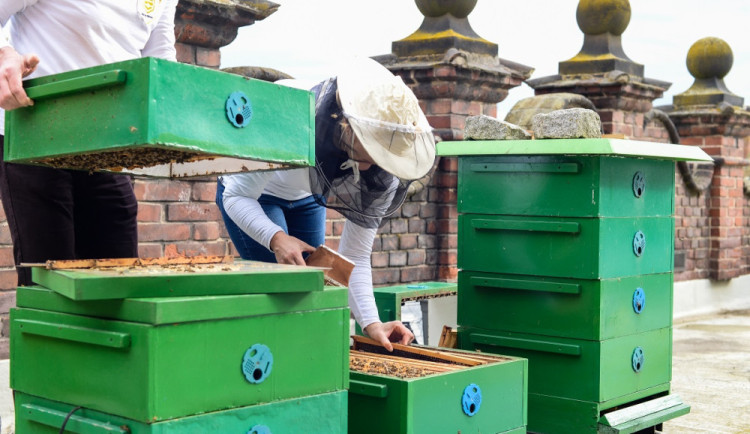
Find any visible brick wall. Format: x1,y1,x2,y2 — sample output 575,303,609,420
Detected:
674,173,712,281
134,178,234,259
670,112,750,281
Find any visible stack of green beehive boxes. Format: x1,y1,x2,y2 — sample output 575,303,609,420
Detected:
4,57,351,433
438,138,711,433
11,263,350,433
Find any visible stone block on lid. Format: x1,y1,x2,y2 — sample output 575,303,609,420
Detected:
532,108,602,139
465,115,531,140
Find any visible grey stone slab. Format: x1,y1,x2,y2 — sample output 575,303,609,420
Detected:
465,115,531,140
532,107,602,139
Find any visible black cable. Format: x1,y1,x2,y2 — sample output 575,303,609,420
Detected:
59,406,82,434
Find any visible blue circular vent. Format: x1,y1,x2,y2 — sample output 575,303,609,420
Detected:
632,347,645,373
247,424,271,434
461,383,482,416
242,344,273,384
633,287,646,314
226,91,253,128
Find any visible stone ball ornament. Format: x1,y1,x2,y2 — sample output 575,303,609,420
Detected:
576,0,631,36
686,37,733,79
415,0,477,18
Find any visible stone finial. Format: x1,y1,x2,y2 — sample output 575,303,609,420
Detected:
559,0,644,77
532,108,602,139
673,37,744,107
391,0,497,57
415,0,476,18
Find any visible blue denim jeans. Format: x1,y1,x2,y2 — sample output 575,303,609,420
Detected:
216,180,326,262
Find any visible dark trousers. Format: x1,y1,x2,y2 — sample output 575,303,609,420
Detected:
0,135,138,286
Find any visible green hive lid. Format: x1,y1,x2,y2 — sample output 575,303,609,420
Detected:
437,138,713,161
16,285,348,324
30,260,324,301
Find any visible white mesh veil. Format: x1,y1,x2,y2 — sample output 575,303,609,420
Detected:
308,78,412,229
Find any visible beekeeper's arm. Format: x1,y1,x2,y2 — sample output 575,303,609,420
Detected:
340,220,414,352
221,172,315,265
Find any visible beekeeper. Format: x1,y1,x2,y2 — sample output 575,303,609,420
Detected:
0,1,177,285
217,57,436,351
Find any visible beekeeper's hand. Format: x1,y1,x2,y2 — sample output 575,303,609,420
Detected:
0,46,39,110
269,231,316,266
364,321,415,352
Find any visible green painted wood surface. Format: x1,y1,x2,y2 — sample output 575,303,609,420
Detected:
348,349,527,434
458,155,675,217
354,281,457,336
16,286,347,325
4,57,315,170
458,271,673,340
11,304,349,422
437,138,713,162
15,391,347,433
459,327,672,402
525,386,675,434
459,215,674,279
373,281,456,323
30,260,324,301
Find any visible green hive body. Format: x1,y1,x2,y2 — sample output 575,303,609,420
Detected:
348,347,527,434
4,57,315,177
348,282,528,434
11,276,349,427
438,137,710,433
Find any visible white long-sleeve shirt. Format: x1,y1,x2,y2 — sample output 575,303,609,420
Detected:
221,169,382,330
0,0,178,131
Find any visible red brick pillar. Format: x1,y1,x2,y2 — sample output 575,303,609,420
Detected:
527,0,670,141
665,37,750,281
373,0,532,283
174,0,278,68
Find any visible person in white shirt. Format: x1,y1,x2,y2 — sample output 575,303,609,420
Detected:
217,58,436,351
0,0,177,285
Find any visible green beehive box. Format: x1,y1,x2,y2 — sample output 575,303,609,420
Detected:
4,57,315,177
459,214,674,279
15,391,348,434
11,286,350,423
458,271,672,340
459,326,672,403
348,342,527,434
29,260,324,300
457,153,675,217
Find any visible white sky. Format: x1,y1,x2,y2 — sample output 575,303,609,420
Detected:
221,0,750,118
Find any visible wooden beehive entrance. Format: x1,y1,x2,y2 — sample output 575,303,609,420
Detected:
350,336,509,379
